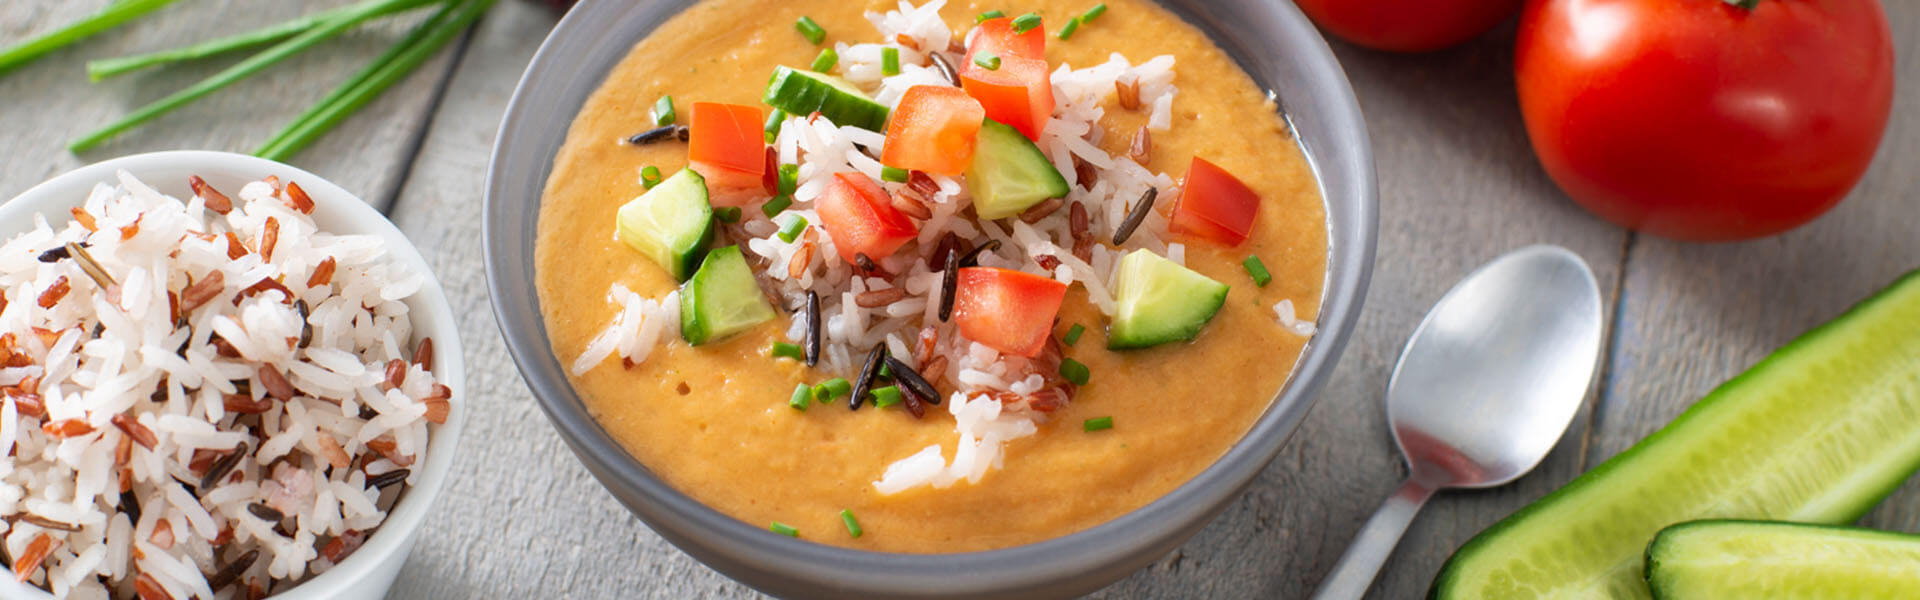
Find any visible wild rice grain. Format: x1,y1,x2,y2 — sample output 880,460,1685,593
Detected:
624,124,690,145
805,290,822,367
855,253,879,274
939,248,959,321
958,239,1002,267
296,298,313,349
1019,197,1064,223
247,502,284,522
190,175,234,214
884,356,941,405
205,549,259,591
69,243,117,289
850,344,888,410
928,232,960,271
367,469,411,490
855,287,906,308
1112,187,1158,245
198,442,248,492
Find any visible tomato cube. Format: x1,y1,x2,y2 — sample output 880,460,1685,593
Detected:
817,172,919,265
882,86,986,176
952,267,1069,358
961,55,1053,140
1170,157,1260,246
967,17,1046,63
689,102,767,207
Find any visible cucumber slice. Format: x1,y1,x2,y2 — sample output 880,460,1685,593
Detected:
1433,271,1920,599
762,66,890,132
966,118,1071,220
616,168,714,281
1107,249,1228,349
1647,520,1920,599
679,246,777,345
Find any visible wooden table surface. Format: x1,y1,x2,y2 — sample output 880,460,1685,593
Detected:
4,1,1917,598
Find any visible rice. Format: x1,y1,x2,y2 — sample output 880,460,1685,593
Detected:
0,172,453,598
571,1,1296,496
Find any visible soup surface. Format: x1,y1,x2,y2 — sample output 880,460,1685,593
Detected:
536,0,1327,552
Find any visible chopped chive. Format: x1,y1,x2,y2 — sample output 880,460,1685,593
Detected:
1081,3,1107,22
1010,13,1043,35
881,47,901,76
771,522,800,537
764,109,787,143
778,216,809,243
715,206,743,223
641,166,662,188
840,509,863,538
870,385,904,408
763,195,794,217
881,166,909,183
814,377,852,403
1243,256,1272,287
653,95,676,126
878,362,893,379
1063,323,1086,347
1056,17,1081,40
1084,416,1114,432
771,341,805,360
975,10,1006,23
974,52,1001,71
788,384,812,411
795,16,826,45
810,47,839,72
1058,358,1090,386
778,164,799,195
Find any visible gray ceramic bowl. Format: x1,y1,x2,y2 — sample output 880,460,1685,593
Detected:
484,1,1376,597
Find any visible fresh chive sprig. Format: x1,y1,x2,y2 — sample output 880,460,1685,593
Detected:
0,0,183,76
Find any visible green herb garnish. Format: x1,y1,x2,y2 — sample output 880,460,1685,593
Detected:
641,166,662,188
974,52,1001,71
778,216,809,243
653,95,676,126
763,195,794,217
1243,256,1272,287
881,166,909,183
771,522,800,537
881,47,901,76
1081,3,1108,22
778,164,800,195
1056,17,1081,40
811,47,839,72
1063,324,1086,347
840,509,863,538
771,342,805,360
795,16,826,45
1059,358,1090,386
814,378,852,403
871,385,904,408
1010,13,1043,35
975,10,1006,23
788,383,812,411
765,109,787,143
85,1,362,81
715,206,743,223
1084,416,1114,432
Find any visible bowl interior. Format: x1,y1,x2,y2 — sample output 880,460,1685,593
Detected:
485,0,1375,597
0,151,467,599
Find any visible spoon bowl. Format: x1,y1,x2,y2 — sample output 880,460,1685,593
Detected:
1311,245,1603,599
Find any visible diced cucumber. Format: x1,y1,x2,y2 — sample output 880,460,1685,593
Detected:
615,168,713,281
762,66,889,132
1107,250,1227,349
1646,520,1920,599
679,246,777,345
966,118,1071,220
1432,271,1920,599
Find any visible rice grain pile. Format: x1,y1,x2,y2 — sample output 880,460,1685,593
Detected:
0,171,451,599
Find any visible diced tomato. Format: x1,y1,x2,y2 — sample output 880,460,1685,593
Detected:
967,17,1046,63
952,267,1069,358
961,55,1053,140
1169,157,1260,246
817,172,919,265
882,86,986,176
688,102,767,207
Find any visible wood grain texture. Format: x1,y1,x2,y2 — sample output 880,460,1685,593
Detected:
1594,0,1920,537
0,0,462,211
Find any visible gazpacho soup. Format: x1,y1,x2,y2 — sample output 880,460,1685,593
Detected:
536,0,1326,553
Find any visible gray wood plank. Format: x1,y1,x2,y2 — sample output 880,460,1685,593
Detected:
1594,1,1920,532
382,2,758,598
0,0,462,212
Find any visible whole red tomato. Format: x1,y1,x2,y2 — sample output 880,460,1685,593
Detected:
1296,0,1525,52
1516,0,1894,241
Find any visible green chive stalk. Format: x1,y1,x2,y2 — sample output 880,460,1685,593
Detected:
69,0,444,153
85,1,374,81
0,0,182,76
257,0,495,161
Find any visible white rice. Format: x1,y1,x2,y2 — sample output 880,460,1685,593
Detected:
573,1,1296,496
0,172,453,598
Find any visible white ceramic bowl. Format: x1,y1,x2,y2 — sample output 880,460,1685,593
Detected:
0,151,465,600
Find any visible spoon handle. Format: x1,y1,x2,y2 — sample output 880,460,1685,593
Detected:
1309,477,1438,600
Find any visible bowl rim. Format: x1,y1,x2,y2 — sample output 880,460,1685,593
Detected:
485,0,1376,596
0,150,467,599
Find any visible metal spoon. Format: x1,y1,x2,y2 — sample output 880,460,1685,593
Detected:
1310,245,1605,599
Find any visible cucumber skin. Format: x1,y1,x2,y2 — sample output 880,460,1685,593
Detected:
1430,270,1920,599
968,119,1071,220
1106,251,1229,350
616,168,713,282
1646,520,1920,599
678,246,775,346
762,66,890,132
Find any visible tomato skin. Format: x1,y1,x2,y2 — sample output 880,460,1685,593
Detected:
817,172,919,265
882,86,986,175
953,267,1069,358
689,102,768,207
1170,157,1260,246
1296,0,1522,52
960,55,1053,140
966,17,1046,62
1516,0,1894,241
